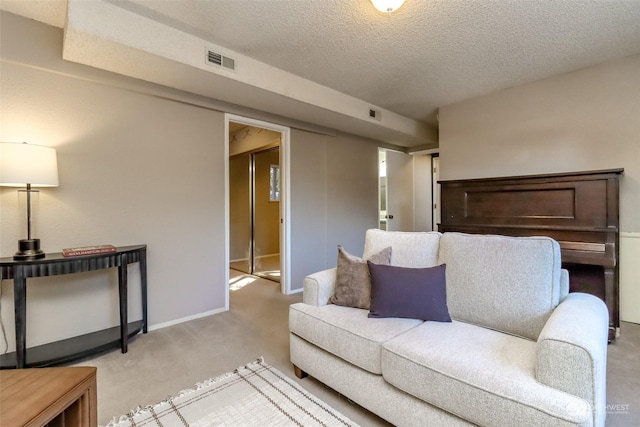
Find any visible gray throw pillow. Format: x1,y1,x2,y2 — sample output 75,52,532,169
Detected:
329,245,392,309
367,262,451,322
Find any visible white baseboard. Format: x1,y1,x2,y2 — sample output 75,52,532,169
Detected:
147,307,227,332
620,232,640,325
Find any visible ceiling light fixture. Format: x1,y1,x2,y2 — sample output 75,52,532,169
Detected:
371,0,406,13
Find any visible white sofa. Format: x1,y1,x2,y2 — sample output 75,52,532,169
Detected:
289,230,609,426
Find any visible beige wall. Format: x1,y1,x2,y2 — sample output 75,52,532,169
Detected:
0,35,227,348
439,54,639,232
0,13,385,348
289,130,379,291
439,54,640,323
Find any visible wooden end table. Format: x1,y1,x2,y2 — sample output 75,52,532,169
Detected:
0,366,97,426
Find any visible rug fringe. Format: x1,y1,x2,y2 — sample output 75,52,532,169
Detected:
192,356,264,391
102,357,265,427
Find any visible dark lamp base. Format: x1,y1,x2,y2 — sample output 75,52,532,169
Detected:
14,239,46,260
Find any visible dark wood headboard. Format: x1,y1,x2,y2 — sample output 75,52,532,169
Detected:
438,168,624,341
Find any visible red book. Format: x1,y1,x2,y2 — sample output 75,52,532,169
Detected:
62,245,117,257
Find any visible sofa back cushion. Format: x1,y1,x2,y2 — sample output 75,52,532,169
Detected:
363,229,441,268
438,233,562,340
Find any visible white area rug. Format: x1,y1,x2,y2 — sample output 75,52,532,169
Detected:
104,358,359,427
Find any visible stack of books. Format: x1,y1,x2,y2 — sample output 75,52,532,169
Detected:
62,245,117,257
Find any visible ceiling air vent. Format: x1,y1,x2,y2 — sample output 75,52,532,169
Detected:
206,49,236,71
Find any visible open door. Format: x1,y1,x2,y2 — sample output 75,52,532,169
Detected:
432,155,441,230
379,148,414,231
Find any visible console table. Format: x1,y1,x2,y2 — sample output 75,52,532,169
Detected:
0,244,147,369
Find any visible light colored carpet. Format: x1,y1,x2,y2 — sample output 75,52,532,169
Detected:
71,271,389,426
104,357,359,427
71,271,639,427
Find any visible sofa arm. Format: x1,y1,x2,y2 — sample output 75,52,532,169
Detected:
537,292,608,427
302,268,337,306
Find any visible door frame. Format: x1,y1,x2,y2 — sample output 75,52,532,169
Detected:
378,148,387,230
225,114,291,309
432,154,440,231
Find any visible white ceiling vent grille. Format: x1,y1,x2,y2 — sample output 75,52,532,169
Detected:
206,49,235,71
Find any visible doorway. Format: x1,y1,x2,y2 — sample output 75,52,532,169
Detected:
225,114,291,308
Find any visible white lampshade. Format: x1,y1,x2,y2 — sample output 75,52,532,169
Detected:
0,142,59,187
371,0,406,13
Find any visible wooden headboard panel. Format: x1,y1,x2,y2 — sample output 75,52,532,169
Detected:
438,168,624,341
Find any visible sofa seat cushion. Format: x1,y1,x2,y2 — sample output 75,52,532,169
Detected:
382,321,593,427
289,302,423,374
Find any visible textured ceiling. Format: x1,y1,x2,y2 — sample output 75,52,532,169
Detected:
106,0,640,126
2,0,640,145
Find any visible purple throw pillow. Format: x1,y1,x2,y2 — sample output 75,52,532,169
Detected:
367,262,451,322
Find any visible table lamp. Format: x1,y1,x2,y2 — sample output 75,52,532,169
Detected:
0,142,59,260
